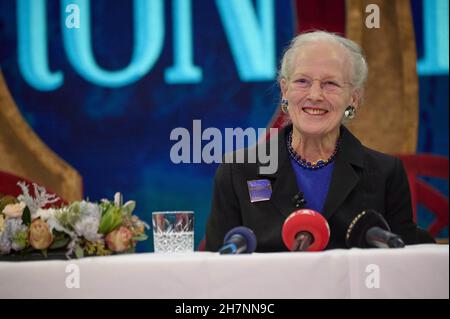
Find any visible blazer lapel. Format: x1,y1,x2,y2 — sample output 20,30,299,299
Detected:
258,125,300,218
257,125,365,220
268,159,300,218
322,126,364,219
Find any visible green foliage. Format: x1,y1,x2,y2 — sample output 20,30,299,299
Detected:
56,203,82,230
12,229,29,249
22,206,31,226
132,234,148,241
121,201,136,217
49,232,70,249
75,245,84,259
98,204,123,234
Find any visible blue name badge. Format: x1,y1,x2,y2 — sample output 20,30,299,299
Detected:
247,179,272,203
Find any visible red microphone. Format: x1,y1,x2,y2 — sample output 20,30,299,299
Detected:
282,209,330,251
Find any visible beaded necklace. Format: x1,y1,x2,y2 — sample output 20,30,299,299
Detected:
287,130,340,170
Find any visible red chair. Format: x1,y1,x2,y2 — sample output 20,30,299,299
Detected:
394,154,449,237
0,170,66,207
197,238,206,251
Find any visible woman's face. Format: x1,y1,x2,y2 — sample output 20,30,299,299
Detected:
281,41,360,138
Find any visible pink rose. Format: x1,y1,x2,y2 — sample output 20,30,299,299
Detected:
105,226,133,252
2,202,26,219
29,219,53,250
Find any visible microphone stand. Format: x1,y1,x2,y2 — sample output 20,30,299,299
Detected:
293,231,314,251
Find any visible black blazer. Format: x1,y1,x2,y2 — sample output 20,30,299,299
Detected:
205,124,419,252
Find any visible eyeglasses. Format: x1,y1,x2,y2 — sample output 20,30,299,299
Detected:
292,76,353,93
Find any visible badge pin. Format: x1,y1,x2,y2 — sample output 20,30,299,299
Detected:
247,179,272,203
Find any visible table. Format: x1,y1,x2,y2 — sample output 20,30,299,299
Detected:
0,244,447,299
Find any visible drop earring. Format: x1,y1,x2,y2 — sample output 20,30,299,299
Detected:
344,105,356,119
281,99,289,113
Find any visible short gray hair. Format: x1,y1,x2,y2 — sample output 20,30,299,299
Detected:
278,31,368,89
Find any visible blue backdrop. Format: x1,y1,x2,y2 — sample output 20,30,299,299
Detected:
0,0,295,251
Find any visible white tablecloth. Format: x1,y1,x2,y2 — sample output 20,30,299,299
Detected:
0,244,448,299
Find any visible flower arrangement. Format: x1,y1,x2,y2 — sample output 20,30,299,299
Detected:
0,182,148,259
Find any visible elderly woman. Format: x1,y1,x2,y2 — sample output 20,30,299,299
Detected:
205,31,420,251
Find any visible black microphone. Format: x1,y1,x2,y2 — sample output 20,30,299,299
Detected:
365,226,405,248
345,209,405,248
291,192,307,209
219,226,257,254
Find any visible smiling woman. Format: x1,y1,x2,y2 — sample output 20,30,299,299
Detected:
279,31,366,154
205,30,428,252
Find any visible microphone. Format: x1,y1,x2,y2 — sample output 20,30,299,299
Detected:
291,192,307,209
219,226,257,254
345,209,405,248
282,209,330,251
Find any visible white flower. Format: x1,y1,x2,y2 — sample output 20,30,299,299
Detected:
16,182,59,217
79,201,101,218
0,218,27,254
114,192,123,207
2,202,26,219
36,208,56,221
37,208,77,239
6,219,28,251
0,230,12,255
73,201,103,242
74,215,102,242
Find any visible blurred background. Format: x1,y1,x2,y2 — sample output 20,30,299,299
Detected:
0,0,448,251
